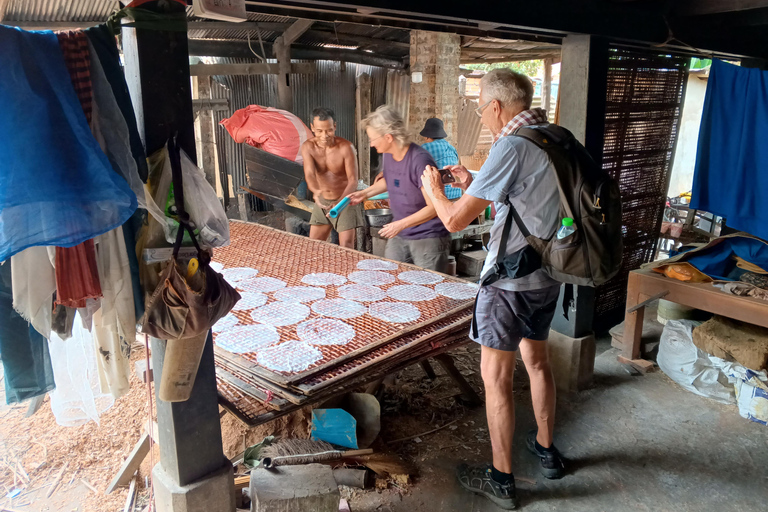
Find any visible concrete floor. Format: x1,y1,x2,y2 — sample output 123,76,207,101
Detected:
351,337,768,512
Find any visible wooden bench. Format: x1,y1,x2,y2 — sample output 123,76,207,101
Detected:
620,268,768,362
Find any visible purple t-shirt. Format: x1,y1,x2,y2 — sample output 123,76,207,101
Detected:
383,144,449,240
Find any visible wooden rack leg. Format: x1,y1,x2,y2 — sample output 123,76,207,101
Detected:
420,360,437,380
434,354,483,407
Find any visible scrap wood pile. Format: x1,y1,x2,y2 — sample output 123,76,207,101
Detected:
211,221,478,427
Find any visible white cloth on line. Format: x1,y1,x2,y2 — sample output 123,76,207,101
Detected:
10,246,56,339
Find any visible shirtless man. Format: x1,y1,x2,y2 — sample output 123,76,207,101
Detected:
301,107,363,249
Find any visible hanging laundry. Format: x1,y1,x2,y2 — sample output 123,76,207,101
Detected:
52,31,104,309
92,227,135,399
56,31,93,124
11,247,56,339
0,262,56,404
85,23,148,182
0,26,137,262
55,241,102,309
692,59,768,240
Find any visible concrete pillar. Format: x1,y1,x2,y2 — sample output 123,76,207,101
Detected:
122,2,233,510
550,35,610,341
408,30,460,146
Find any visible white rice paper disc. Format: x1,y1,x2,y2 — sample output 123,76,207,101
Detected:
209,261,224,273
387,284,438,302
232,292,268,311
297,318,356,346
221,267,258,283
257,340,322,373
435,282,480,300
212,312,239,333
398,270,444,285
348,270,396,286
311,298,366,319
250,302,310,326
357,259,399,271
214,324,279,353
301,273,348,286
273,286,326,304
237,276,287,293
337,284,387,302
369,302,421,323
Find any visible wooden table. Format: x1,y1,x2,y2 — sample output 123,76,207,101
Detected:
621,268,768,360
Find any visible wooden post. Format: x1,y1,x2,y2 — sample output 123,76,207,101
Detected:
542,58,553,117
274,40,293,112
355,73,372,185
196,76,218,191
274,19,314,112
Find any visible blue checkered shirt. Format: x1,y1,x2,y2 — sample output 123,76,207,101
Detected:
421,139,459,169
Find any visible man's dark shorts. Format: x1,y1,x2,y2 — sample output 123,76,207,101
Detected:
470,284,560,352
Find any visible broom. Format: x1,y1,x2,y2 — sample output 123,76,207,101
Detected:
260,439,373,469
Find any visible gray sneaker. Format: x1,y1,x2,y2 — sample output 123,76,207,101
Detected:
526,430,566,479
456,463,518,510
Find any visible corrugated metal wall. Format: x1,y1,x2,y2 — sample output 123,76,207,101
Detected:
207,59,389,211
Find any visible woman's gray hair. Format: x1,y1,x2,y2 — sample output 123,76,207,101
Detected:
480,68,534,110
362,105,411,147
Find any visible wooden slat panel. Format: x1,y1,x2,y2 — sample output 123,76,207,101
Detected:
594,47,689,324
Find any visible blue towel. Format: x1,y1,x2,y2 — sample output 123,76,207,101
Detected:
691,60,768,240
0,26,137,262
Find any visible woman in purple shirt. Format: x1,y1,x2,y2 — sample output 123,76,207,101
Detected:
349,106,451,272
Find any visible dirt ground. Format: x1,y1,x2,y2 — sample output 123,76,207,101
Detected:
0,346,155,512
3,334,766,512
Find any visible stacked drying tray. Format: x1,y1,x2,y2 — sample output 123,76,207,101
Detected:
211,221,478,427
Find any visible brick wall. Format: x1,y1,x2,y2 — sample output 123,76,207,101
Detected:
408,30,460,147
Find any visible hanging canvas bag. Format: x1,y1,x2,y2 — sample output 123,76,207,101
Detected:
140,137,240,340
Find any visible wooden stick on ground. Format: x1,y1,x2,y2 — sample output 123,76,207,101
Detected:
123,473,137,512
386,419,460,444
46,462,69,498
80,479,99,494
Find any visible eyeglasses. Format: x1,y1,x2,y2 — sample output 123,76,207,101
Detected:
369,133,386,144
475,100,491,118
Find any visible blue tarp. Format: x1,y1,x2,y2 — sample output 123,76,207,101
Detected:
678,236,768,281
691,59,768,240
0,26,136,262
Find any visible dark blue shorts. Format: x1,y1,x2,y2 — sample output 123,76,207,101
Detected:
470,284,560,351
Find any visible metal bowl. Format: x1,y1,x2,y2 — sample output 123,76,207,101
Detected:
365,208,393,227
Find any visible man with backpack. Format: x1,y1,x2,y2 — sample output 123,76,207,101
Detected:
421,69,567,510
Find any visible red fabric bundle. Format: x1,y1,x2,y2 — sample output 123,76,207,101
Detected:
55,241,102,308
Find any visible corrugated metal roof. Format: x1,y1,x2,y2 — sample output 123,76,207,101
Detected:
2,0,117,22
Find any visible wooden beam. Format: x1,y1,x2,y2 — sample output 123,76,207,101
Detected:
187,39,406,69
462,46,559,55
189,62,315,76
191,98,230,113
106,433,150,494
675,0,768,17
280,18,314,45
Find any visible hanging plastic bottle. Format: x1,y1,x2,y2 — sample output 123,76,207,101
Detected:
557,217,576,240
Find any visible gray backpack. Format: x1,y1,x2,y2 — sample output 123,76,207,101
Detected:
484,123,623,287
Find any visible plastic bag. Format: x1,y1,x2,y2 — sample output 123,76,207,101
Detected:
657,320,735,404
48,314,114,426
714,359,768,426
147,146,229,249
